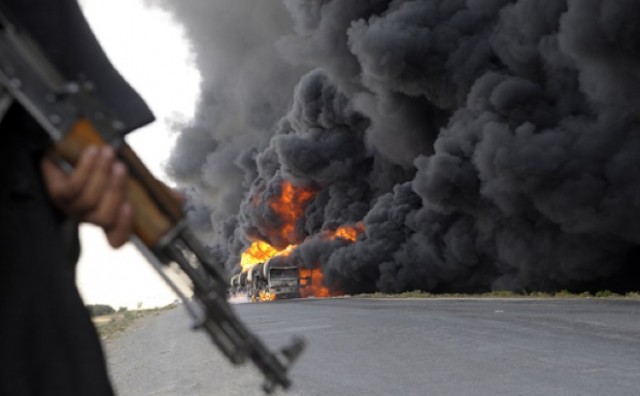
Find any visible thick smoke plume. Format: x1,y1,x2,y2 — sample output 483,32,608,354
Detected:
152,0,640,293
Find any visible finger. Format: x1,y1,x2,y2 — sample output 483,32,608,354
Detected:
41,154,72,203
105,202,133,248
84,161,127,227
69,146,116,216
40,147,99,204
171,189,185,206
53,146,100,203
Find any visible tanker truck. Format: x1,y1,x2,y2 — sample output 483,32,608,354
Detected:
262,261,300,300
229,260,300,302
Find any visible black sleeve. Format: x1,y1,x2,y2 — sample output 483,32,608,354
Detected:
0,103,114,396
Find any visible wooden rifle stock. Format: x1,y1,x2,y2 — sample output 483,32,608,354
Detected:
54,118,180,247
0,9,305,392
53,118,305,394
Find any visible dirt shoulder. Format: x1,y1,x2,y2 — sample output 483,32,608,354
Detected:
93,305,177,341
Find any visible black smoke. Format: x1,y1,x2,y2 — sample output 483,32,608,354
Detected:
152,0,640,293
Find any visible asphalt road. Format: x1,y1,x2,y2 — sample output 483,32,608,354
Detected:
105,298,640,396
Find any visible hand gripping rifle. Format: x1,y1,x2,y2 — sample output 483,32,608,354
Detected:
0,10,304,394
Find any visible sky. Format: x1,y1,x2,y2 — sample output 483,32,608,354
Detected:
76,0,201,309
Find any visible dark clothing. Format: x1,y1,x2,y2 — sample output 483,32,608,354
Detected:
0,0,154,394
0,106,114,395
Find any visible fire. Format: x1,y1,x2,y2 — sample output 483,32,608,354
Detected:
324,222,365,242
237,178,365,301
299,268,341,298
240,240,295,272
259,290,276,302
269,181,315,244
294,224,363,298
241,180,316,274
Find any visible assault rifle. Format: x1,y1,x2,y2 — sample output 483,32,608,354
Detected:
0,9,304,394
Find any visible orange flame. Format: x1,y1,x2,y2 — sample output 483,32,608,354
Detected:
241,180,315,274
269,181,315,244
324,222,365,242
296,224,363,298
240,240,295,272
299,268,342,298
239,180,365,300
259,290,277,302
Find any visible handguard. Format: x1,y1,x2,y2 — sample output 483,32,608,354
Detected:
0,9,304,394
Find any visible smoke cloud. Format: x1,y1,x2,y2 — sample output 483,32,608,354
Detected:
152,0,640,293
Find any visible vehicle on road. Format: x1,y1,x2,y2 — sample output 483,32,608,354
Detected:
229,261,300,302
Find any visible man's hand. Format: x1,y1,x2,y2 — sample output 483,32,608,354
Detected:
41,146,133,248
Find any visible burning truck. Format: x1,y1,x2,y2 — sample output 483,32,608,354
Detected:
228,259,339,302
225,180,363,303
229,260,300,302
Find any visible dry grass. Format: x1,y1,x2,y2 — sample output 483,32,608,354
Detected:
93,304,177,340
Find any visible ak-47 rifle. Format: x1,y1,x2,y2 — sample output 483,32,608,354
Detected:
0,9,304,394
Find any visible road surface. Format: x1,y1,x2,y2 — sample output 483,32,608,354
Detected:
105,298,640,396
